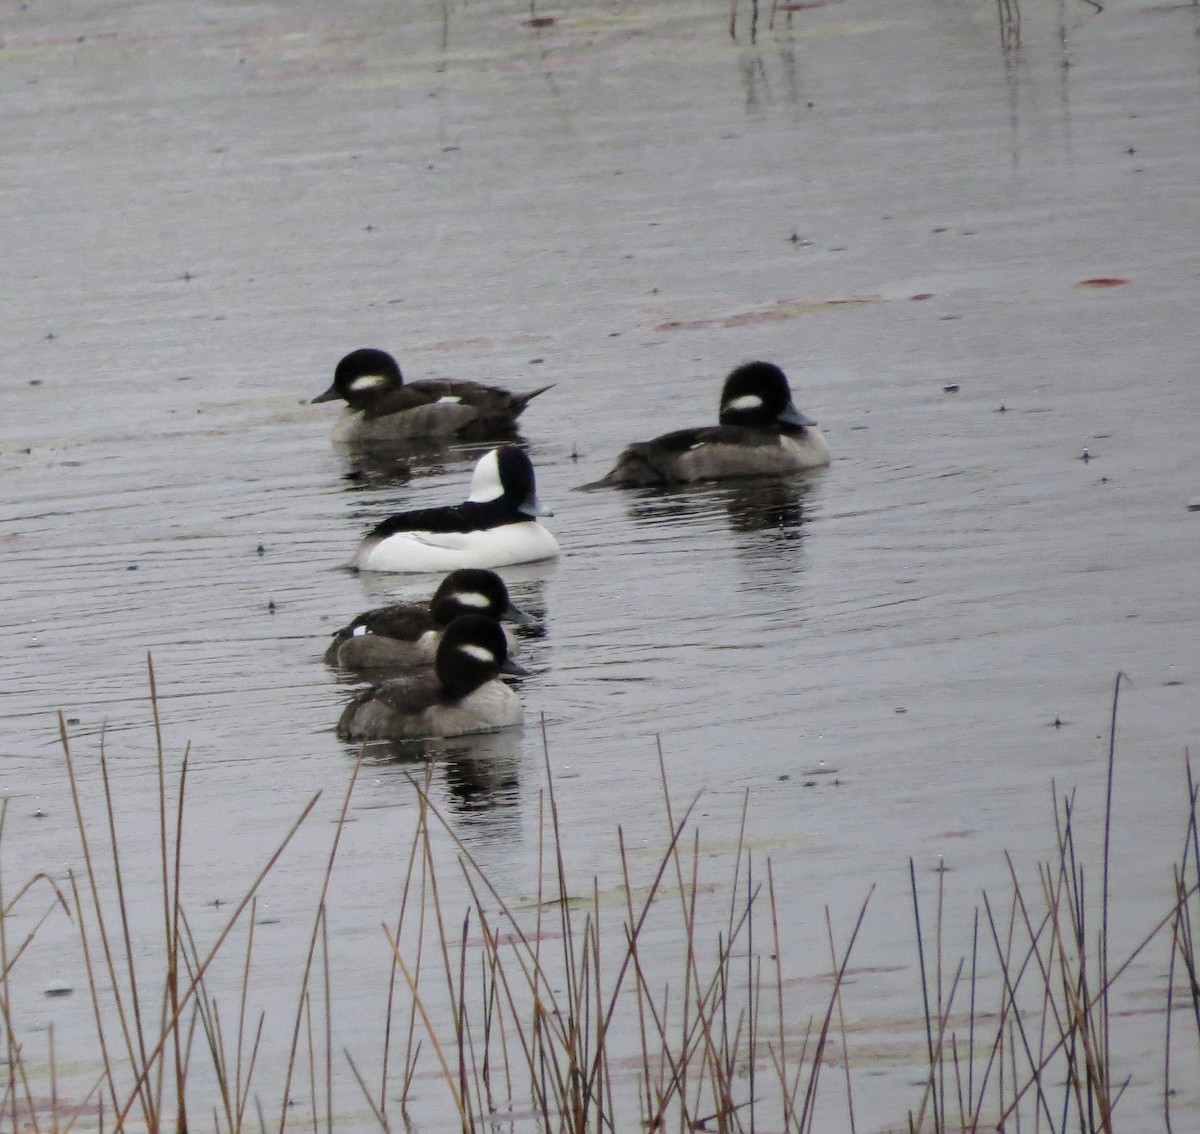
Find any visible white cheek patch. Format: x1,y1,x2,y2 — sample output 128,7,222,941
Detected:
352,625,370,637
454,591,490,609
467,449,504,503
459,644,496,664
349,373,387,392
437,394,464,404
724,393,764,412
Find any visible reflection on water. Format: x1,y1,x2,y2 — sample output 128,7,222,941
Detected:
330,433,524,491
623,472,821,574
354,728,525,842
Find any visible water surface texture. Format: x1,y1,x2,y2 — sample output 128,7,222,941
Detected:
2,0,1199,1129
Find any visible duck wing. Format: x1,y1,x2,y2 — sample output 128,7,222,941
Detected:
364,501,510,540
348,604,436,640
369,672,443,714
358,384,449,420
593,425,792,486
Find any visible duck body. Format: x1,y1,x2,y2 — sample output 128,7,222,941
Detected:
324,568,531,671
324,605,438,669
336,614,526,741
350,446,560,574
593,361,830,486
314,348,552,444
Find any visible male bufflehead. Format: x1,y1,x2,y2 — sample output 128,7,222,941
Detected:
350,445,560,573
336,614,528,741
313,348,553,444
324,568,533,671
590,361,830,486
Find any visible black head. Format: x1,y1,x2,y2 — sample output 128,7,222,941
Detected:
467,445,553,518
718,361,814,428
430,569,533,627
313,348,403,407
436,614,527,698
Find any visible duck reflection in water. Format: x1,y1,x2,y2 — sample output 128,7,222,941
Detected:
355,730,524,843
625,473,817,546
333,438,517,492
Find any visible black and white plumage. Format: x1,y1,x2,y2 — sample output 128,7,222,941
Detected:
313,348,553,444
591,361,830,487
323,568,533,671
349,446,560,573
336,614,528,741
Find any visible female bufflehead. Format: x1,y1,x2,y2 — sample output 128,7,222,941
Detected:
324,568,533,671
350,445,560,573
591,361,830,486
313,348,553,444
336,614,527,741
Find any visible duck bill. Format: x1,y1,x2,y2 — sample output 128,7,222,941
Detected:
505,602,536,625
312,384,340,404
519,494,554,519
779,401,817,428
501,657,531,677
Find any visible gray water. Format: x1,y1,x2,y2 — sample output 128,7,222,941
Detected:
2,0,1199,1129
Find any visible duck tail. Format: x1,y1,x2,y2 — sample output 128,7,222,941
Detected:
511,384,555,415
578,445,670,489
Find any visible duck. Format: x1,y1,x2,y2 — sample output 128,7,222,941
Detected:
589,361,830,486
313,348,553,444
336,614,528,741
324,568,534,671
350,445,560,573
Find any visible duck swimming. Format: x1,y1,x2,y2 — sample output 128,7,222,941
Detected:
324,568,533,671
313,348,553,444
336,614,527,741
349,445,560,573
590,361,830,486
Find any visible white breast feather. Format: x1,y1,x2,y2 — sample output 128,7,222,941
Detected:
353,522,560,573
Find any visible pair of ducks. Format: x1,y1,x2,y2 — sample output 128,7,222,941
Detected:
330,569,531,743
316,351,830,576
319,351,832,741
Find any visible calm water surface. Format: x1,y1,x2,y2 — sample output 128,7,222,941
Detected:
2,0,1199,1129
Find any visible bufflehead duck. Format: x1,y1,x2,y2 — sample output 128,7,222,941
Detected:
336,614,528,741
313,348,553,444
591,361,830,486
350,445,560,573
324,568,533,671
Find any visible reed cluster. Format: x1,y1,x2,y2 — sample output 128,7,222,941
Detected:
1,671,1196,1132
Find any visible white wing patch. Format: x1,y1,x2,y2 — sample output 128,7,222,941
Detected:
724,393,763,411
349,373,388,391
459,643,496,664
437,394,464,404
